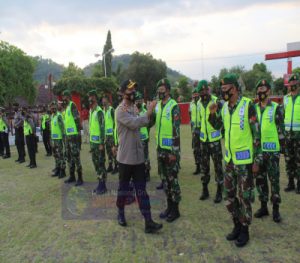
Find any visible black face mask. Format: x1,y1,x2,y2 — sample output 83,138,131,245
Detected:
221,88,233,101
200,94,209,101
257,91,268,101
89,98,95,105
291,85,299,92
125,92,136,102
158,92,166,100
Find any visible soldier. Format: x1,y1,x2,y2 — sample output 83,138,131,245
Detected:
40,107,52,156
115,79,162,234
50,101,66,179
283,73,300,193
102,96,117,173
135,91,151,181
253,79,284,223
152,78,182,223
0,108,11,159
14,103,26,163
62,90,83,186
88,90,107,195
197,80,223,203
23,108,37,168
189,87,201,175
209,73,261,247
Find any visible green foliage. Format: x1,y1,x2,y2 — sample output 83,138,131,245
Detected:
0,41,36,105
177,76,191,102
61,62,84,79
91,63,104,78
102,30,113,77
273,77,285,95
125,52,167,99
292,67,300,75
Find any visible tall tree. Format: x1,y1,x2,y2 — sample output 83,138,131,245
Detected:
102,30,113,77
177,77,191,101
61,62,84,79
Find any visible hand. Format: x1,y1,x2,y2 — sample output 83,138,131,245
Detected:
147,100,157,117
168,154,176,163
209,103,218,114
99,144,104,151
252,162,259,175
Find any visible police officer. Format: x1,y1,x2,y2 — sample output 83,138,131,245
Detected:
40,107,52,156
62,90,83,186
283,73,300,193
197,80,223,203
0,108,11,159
14,103,26,163
209,73,261,247
115,79,162,233
189,87,201,175
152,78,182,223
254,79,284,223
88,90,107,195
50,101,66,178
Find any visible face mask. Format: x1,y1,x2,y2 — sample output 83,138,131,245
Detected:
257,91,268,101
291,85,298,92
126,92,136,102
88,98,94,105
200,94,208,101
158,92,166,100
51,108,57,114
63,99,68,106
221,88,233,101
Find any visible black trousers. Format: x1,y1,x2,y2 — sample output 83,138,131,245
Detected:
42,129,52,154
0,132,3,155
0,132,10,156
116,162,151,220
15,127,25,161
26,134,36,165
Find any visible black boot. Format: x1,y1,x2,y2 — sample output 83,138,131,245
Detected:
64,170,76,184
145,219,163,234
52,168,59,177
3,154,11,159
296,180,300,194
117,209,127,227
166,201,180,222
193,164,200,175
273,204,281,223
199,183,209,200
226,218,241,241
284,178,295,192
58,169,66,179
159,198,172,219
75,171,83,186
112,163,118,174
214,184,223,203
106,163,113,173
235,225,249,247
93,180,107,195
156,181,164,190
254,201,269,218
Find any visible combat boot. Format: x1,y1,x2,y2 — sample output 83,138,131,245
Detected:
93,180,107,195
112,163,118,174
254,201,269,218
145,219,163,234
166,201,180,222
58,169,66,179
75,170,84,186
284,178,295,192
51,167,59,177
214,184,223,203
272,204,281,223
296,180,300,194
159,198,172,219
106,163,113,173
199,183,209,200
64,170,76,184
117,209,127,227
193,164,201,175
226,218,241,241
235,225,249,247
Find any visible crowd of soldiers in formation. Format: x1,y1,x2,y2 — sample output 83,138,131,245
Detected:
0,73,299,247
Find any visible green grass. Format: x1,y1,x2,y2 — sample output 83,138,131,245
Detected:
0,125,300,263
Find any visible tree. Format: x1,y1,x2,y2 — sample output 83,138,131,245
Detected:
177,77,191,102
0,41,36,105
293,67,300,75
61,62,84,79
91,63,103,78
102,30,113,77
126,52,167,99
273,77,285,95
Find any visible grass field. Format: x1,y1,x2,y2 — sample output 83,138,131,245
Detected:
0,125,300,263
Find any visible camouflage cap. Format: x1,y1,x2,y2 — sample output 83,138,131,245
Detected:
156,78,171,90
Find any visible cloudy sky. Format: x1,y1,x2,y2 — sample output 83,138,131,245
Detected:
1,0,300,80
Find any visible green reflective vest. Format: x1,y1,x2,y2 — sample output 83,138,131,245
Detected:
222,97,253,165
190,101,200,128
0,117,7,132
65,101,78,136
284,94,300,132
89,106,103,144
155,98,177,150
41,114,49,130
104,106,114,135
51,113,63,140
140,107,149,141
255,102,279,152
24,120,32,136
199,95,222,142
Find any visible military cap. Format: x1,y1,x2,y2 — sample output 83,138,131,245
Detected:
220,73,239,87
62,90,71,97
255,79,271,90
156,78,171,90
288,73,300,83
88,89,98,97
120,79,136,92
197,80,209,92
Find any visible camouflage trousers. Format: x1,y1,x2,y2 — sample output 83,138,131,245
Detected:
157,149,181,203
200,140,223,185
192,128,201,165
224,161,254,226
284,137,300,181
142,139,151,172
255,152,281,205
90,142,107,182
66,135,82,174
105,135,117,166
51,139,65,170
